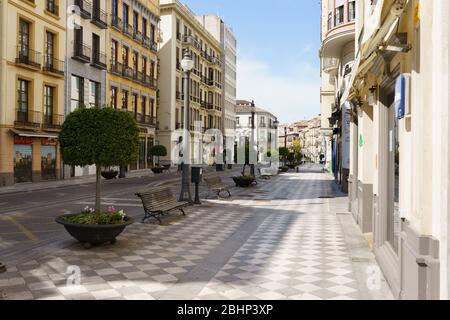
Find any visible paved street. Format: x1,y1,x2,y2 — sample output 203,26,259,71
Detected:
0,165,393,300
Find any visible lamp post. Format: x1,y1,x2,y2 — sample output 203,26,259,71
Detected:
250,100,256,177
179,50,194,203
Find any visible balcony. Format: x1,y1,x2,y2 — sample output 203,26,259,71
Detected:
43,56,64,76
16,46,41,69
91,50,107,69
322,57,339,75
75,0,92,19
122,23,133,38
72,42,91,63
110,15,122,31
122,66,134,79
182,35,201,51
133,30,142,43
15,109,41,128
142,35,150,48
45,0,59,16
176,91,183,101
135,113,157,127
109,61,122,76
42,113,65,130
150,42,158,53
176,32,181,41
92,8,107,29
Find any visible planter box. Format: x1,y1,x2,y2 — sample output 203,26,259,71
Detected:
233,177,255,188
101,171,119,180
280,167,289,173
151,167,164,174
55,214,134,249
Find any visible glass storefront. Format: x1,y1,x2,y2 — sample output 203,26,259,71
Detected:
139,139,146,169
14,144,32,183
41,145,57,180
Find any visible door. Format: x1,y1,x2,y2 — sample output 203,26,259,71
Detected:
19,20,30,61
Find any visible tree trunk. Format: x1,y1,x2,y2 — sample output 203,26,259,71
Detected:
242,164,247,176
95,165,101,213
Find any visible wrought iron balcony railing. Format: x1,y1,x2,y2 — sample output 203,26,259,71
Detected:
72,42,91,63
75,0,92,19
91,50,107,69
110,15,122,30
15,109,41,128
92,8,107,29
43,55,64,76
16,46,41,69
42,113,65,129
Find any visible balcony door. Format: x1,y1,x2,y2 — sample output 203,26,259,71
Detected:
19,20,30,60
92,33,100,62
17,79,29,122
45,31,54,69
43,85,54,125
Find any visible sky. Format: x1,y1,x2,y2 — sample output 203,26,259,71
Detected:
183,0,322,124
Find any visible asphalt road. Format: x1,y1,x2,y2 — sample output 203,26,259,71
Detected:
0,167,241,265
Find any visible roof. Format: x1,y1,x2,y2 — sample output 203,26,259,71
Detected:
235,100,277,119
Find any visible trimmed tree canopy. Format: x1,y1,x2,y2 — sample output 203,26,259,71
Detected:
150,145,168,157
279,147,290,158
59,107,140,167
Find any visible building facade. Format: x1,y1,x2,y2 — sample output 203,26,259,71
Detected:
196,15,237,137
0,0,66,186
66,0,108,178
106,0,159,172
158,0,224,164
235,100,278,163
320,0,356,191
278,121,308,152
342,0,450,300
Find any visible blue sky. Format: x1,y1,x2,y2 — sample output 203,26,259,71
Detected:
183,0,322,123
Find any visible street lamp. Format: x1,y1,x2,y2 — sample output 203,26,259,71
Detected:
250,100,256,177
179,50,194,203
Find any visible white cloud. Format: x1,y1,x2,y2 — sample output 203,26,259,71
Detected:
236,56,321,124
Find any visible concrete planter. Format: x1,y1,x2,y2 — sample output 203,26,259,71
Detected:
55,214,134,249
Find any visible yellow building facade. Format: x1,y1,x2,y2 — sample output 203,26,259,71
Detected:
0,0,66,186
106,0,159,170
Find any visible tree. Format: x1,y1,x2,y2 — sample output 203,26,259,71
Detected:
150,145,167,166
291,140,302,154
279,147,290,165
59,107,139,213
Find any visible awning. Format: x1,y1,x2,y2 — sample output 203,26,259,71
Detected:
10,129,58,139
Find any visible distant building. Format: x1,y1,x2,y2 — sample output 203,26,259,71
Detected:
235,100,279,162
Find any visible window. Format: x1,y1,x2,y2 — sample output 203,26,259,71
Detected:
132,51,138,73
112,0,118,17
122,3,129,25
111,40,118,63
150,24,156,45
133,11,139,34
45,31,55,68
92,33,100,60
110,86,118,109
122,46,129,66
132,94,138,114
19,19,30,57
141,96,147,116
348,1,356,21
142,18,148,38
17,79,29,113
236,117,239,125
122,90,128,111
89,81,100,107
71,75,84,111
44,85,54,122
328,12,333,30
334,5,344,26
150,98,155,118
142,57,147,78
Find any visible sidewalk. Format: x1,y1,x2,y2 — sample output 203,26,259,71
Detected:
0,166,393,300
0,165,232,195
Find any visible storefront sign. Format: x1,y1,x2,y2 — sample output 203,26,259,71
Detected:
41,138,57,146
14,136,33,145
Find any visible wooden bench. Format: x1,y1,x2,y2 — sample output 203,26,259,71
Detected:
204,176,232,198
135,187,190,224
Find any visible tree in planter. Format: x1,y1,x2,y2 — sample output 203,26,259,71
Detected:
59,107,139,213
150,145,167,167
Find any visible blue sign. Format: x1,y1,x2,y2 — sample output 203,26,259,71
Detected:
395,74,410,120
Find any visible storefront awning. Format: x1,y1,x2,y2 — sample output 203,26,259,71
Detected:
10,129,58,139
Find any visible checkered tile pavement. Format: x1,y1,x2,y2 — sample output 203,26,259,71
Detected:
0,167,388,300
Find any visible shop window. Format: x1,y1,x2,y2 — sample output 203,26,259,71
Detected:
41,145,56,180
14,144,32,183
